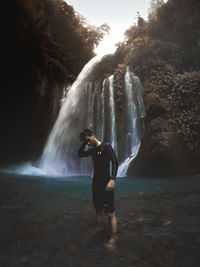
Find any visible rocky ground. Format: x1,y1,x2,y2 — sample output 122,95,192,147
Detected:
0,173,200,267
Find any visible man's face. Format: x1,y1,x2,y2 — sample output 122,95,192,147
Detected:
85,135,96,146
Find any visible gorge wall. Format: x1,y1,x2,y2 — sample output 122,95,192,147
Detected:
2,0,200,177
89,0,200,177
1,0,103,166
112,0,200,176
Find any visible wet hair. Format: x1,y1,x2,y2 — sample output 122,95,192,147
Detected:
79,129,93,142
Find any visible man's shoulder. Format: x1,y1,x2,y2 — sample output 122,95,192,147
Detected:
102,141,111,149
104,141,111,146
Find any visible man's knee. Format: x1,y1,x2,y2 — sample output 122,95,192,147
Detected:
106,211,115,219
96,208,104,214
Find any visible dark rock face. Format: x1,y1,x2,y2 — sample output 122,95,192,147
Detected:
143,93,168,123
127,116,189,177
127,92,196,177
112,0,200,177
0,0,97,166
127,72,200,177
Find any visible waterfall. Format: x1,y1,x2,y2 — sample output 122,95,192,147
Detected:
100,79,106,141
108,75,117,154
39,55,104,175
117,67,145,176
38,57,145,176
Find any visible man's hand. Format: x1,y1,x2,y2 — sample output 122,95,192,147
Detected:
84,135,96,146
84,136,90,144
106,179,115,191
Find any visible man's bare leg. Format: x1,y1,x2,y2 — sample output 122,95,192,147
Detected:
89,209,104,234
105,212,118,247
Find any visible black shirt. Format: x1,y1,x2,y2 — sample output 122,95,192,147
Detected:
78,141,118,180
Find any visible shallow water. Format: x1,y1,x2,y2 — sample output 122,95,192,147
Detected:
0,171,198,199
0,171,199,267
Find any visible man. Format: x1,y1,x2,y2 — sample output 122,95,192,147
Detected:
78,129,118,248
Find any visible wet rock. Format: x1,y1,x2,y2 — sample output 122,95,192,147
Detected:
144,93,168,123
127,117,189,177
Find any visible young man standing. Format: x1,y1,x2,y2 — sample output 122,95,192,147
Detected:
78,129,118,248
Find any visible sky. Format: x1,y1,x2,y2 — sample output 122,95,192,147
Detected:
65,0,153,55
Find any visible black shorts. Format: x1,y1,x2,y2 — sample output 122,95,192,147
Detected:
92,179,115,213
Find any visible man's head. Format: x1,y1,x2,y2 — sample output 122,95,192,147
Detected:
79,129,97,146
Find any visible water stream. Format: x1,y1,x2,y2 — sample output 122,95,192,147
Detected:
7,55,145,177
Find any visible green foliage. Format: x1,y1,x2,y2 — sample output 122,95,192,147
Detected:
168,72,200,154
113,0,200,162
148,0,165,15
113,64,127,112
89,54,118,81
117,0,200,74
1,0,108,164
14,0,107,82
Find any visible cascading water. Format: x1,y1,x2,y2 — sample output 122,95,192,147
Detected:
117,67,145,176
38,56,145,176
108,75,117,154
100,79,106,141
39,55,104,175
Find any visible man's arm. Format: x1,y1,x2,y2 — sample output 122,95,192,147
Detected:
78,141,93,157
106,144,118,191
107,144,118,180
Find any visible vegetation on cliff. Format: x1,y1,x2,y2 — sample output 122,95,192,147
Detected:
111,0,200,175
1,0,106,165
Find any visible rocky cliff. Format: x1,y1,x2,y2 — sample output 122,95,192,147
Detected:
1,0,103,165
123,0,200,176
94,0,200,176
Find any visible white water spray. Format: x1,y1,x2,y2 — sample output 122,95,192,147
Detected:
39,55,104,175
10,55,145,177
108,75,117,153
39,62,145,176
117,67,145,176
